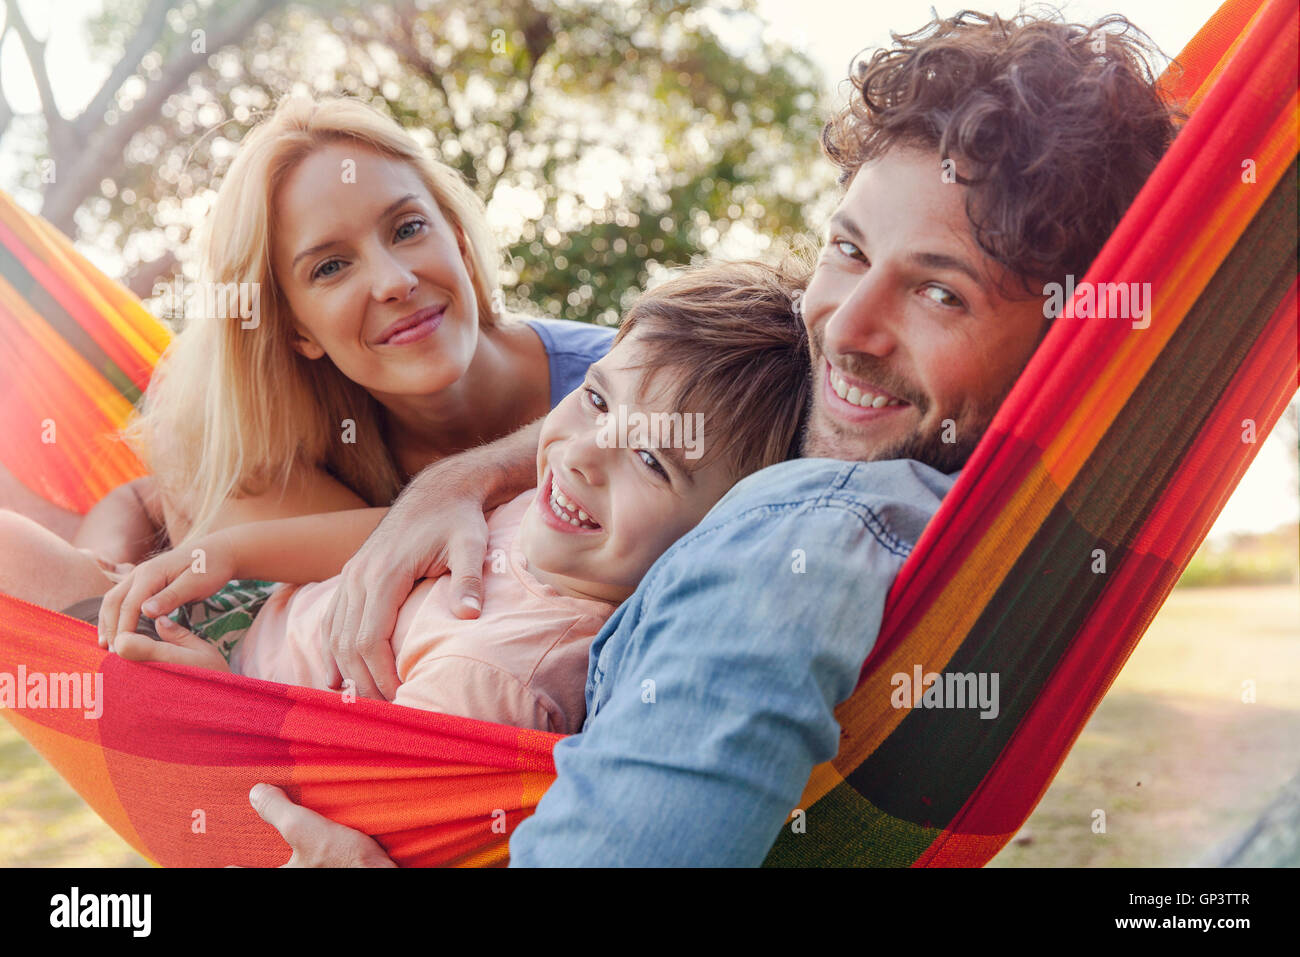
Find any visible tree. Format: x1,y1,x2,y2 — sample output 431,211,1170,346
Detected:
0,0,830,318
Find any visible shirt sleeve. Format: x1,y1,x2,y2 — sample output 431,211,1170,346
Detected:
508,496,916,866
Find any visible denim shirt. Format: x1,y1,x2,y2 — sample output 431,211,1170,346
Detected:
509,456,958,866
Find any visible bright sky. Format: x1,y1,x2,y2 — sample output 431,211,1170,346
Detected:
2,0,1296,538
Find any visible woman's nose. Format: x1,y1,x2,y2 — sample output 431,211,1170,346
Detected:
372,251,417,302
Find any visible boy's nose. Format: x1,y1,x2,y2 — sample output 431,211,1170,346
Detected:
559,427,610,488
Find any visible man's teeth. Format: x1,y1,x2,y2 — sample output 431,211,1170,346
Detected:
829,367,905,408
550,486,599,528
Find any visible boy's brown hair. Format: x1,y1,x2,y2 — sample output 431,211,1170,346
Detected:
822,9,1180,294
613,259,811,478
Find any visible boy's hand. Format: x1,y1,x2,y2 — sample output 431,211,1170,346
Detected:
112,616,231,672
97,532,237,648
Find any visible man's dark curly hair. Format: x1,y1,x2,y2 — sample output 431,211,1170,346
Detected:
822,8,1182,295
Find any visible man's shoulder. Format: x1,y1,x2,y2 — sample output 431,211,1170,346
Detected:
697,456,959,551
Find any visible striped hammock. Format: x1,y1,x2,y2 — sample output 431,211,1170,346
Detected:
0,0,1295,867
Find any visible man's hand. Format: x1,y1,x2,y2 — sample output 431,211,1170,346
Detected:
248,784,397,868
319,419,542,701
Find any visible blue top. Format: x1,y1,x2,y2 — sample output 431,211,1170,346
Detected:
524,317,616,409
508,456,959,866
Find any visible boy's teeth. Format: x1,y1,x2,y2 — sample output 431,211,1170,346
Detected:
549,482,599,529
829,367,904,408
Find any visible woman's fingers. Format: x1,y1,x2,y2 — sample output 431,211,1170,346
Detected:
139,568,207,620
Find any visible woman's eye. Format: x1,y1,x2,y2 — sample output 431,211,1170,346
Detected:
922,285,964,308
584,387,608,413
312,259,343,281
637,449,669,479
395,218,427,241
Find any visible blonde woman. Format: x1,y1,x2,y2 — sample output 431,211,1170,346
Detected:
0,96,612,661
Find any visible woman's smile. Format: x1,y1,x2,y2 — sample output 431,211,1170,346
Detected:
375,305,446,346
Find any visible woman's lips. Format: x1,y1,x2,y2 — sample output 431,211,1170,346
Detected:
378,306,445,345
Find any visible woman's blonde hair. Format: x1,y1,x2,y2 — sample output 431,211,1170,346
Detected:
124,95,502,545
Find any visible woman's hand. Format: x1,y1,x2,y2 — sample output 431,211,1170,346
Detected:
97,532,237,648
319,420,542,702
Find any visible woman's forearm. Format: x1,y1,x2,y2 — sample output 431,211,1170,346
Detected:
220,508,390,584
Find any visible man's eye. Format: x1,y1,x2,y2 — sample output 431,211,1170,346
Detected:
395,218,427,241
313,259,343,281
637,449,668,479
834,239,865,261
584,387,608,412
922,285,964,308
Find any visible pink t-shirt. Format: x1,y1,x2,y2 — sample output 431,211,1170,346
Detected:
230,491,616,733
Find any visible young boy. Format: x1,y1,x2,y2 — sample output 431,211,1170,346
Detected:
107,261,812,733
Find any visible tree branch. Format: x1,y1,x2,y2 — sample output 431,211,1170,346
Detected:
0,25,13,142
482,6,553,196
72,0,178,140
41,0,286,234
3,0,71,160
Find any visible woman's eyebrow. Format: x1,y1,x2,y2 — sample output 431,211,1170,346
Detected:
291,193,421,269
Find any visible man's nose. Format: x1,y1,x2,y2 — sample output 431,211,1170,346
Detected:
371,249,417,302
822,271,898,359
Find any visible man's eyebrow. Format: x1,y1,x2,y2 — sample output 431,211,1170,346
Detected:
292,193,421,269
828,212,867,246
908,251,987,290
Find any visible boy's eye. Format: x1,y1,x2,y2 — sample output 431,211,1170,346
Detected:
395,218,427,241
312,259,344,281
584,387,608,413
637,448,669,480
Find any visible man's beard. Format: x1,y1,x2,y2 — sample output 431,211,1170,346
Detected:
799,404,985,474
801,333,1004,475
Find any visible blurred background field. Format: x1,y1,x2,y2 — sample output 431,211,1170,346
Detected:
0,0,1296,866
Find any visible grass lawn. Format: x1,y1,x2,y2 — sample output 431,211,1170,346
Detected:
990,584,1300,867
1,584,1296,867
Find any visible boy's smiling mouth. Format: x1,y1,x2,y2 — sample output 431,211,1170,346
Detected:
538,469,602,533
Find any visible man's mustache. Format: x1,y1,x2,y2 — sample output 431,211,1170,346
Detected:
809,330,928,413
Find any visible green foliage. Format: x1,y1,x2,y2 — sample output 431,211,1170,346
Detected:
1176,525,1300,588
44,0,832,322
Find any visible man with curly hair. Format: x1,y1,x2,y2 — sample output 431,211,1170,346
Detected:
252,8,1180,866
